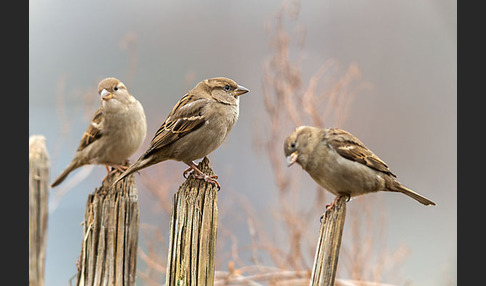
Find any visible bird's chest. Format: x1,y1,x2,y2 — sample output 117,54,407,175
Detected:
104,109,138,139
98,108,145,162
203,104,238,140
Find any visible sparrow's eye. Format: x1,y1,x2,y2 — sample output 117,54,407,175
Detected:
114,86,119,91
224,85,230,91
290,142,296,148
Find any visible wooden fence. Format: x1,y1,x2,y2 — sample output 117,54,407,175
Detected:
29,135,352,286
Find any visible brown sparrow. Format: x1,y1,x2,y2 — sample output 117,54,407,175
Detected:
284,126,436,209
51,77,147,187
113,77,249,189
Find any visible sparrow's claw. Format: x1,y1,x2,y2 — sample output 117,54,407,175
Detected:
191,172,221,190
325,196,340,211
184,161,220,190
102,164,129,183
183,167,192,179
344,194,351,202
205,175,220,190
319,195,351,223
324,194,350,212
109,164,129,174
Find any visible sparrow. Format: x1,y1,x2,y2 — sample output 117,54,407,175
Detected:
284,126,436,209
51,77,147,187
113,77,250,189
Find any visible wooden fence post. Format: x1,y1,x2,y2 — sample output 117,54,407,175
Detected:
29,135,50,286
165,157,219,286
76,171,140,286
310,196,347,286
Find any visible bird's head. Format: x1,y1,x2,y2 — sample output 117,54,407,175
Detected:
200,77,249,105
98,77,134,109
284,126,319,168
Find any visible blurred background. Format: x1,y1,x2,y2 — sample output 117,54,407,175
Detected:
29,0,456,285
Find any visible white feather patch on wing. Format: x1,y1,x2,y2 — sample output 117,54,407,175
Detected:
91,121,101,129
338,145,356,150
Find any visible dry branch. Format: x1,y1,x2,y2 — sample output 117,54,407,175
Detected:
165,157,219,286
29,135,50,286
76,171,139,286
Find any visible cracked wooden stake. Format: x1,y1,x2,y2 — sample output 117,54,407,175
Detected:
165,157,219,286
29,135,50,286
310,195,347,286
76,170,139,286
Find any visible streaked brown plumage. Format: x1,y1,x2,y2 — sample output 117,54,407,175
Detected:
284,126,436,209
113,77,250,188
51,77,147,187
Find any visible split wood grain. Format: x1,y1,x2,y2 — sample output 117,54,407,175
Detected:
310,196,347,286
166,157,219,286
76,171,139,286
29,135,50,286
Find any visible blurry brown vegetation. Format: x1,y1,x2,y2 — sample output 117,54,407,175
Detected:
52,1,410,285
242,1,408,285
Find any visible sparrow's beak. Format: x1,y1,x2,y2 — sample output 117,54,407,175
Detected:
100,89,114,101
286,151,299,167
234,85,250,96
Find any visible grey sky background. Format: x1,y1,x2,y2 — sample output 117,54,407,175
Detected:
29,0,456,285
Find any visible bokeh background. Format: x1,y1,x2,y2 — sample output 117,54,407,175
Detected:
29,0,456,285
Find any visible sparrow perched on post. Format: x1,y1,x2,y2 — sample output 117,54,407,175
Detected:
51,77,147,187
284,126,436,209
113,77,250,189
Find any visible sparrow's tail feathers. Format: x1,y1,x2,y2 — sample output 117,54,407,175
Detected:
51,161,81,187
392,183,436,206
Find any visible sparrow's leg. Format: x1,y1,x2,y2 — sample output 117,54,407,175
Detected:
184,161,220,190
325,195,340,211
109,164,129,174
320,194,350,222
103,164,129,183
326,194,351,210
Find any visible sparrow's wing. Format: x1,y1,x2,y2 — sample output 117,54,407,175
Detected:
145,94,210,155
326,128,396,177
77,108,104,151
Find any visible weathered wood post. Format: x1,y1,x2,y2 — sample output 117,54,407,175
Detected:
29,135,50,286
310,196,347,286
76,171,140,286
165,157,219,286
